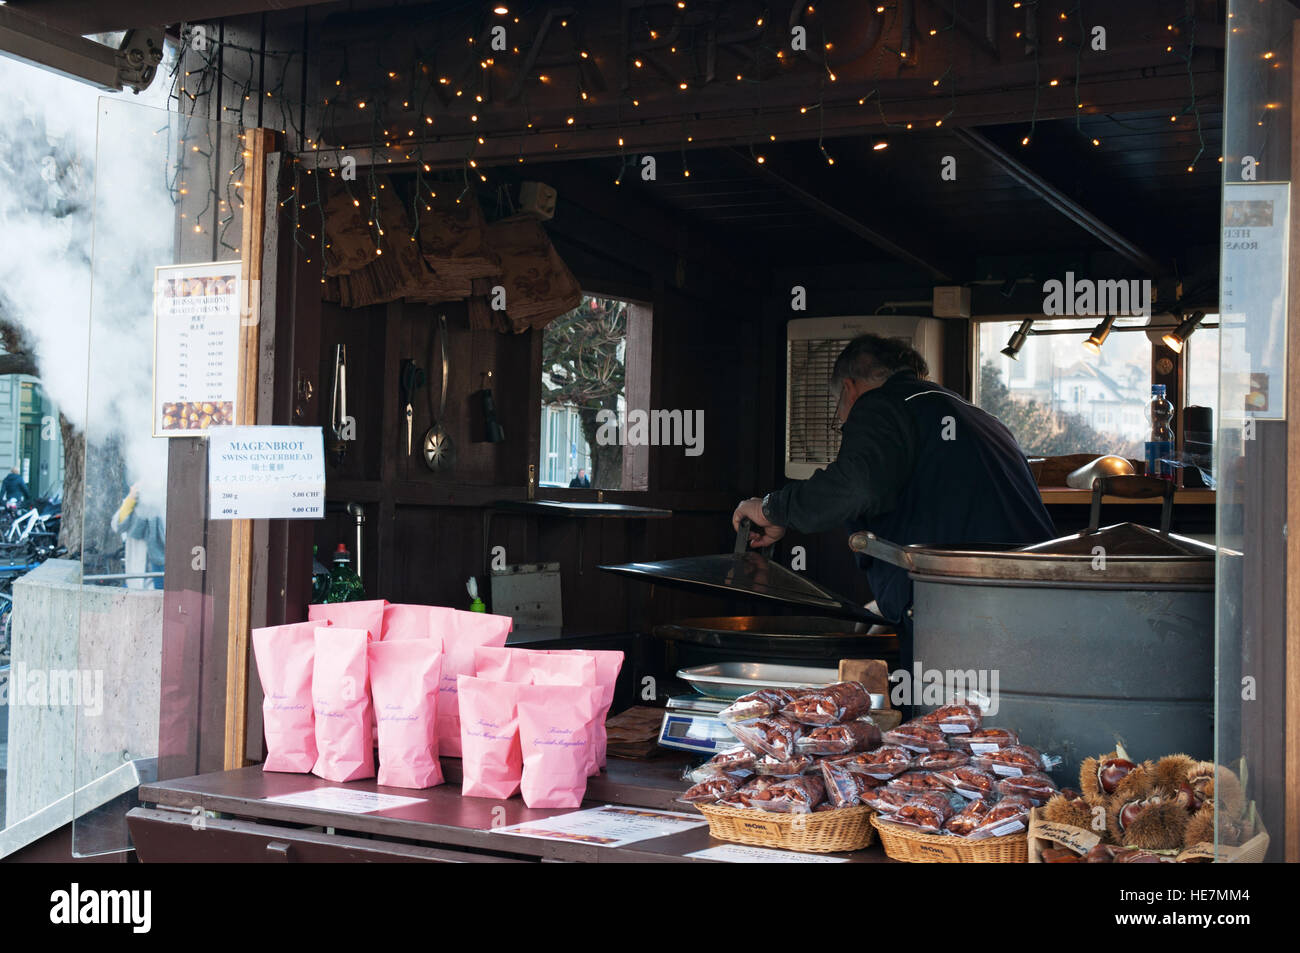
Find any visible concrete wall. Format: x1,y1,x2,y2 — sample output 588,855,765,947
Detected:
3,559,161,832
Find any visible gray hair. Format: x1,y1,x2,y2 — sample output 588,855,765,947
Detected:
831,334,929,389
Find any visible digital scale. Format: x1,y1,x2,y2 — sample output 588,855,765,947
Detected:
657,662,862,755
658,694,736,754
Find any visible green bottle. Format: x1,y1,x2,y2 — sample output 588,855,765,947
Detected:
311,545,331,604
325,543,365,603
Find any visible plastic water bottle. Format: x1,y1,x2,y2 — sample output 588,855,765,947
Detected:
1146,384,1174,481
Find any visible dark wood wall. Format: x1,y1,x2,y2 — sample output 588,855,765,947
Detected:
300,173,777,635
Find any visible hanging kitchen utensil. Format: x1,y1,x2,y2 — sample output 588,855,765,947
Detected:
399,359,426,456
327,343,349,466
599,517,890,624
423,314,457,471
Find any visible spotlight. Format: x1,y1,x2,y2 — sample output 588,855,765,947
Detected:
1001,319,1034,359
1161,310,1205,353
1082,314,1117,354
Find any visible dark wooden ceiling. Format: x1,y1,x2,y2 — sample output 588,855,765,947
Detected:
526,102,1223,284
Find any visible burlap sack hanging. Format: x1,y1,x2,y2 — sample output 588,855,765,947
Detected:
417,193,503,282
484,214,582,333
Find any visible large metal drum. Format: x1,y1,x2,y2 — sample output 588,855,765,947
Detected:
851,514,1219,785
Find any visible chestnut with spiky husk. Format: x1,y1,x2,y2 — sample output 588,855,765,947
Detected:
1110,760,1155,803
1152,754,1195,795
1184,801,1249,849
1187,762,1246,819
1082,743,1140,799
1116,796,1189,850
1041,791,1095,830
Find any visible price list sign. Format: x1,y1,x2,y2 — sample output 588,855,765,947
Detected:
207,426,325,520
153,261,242,436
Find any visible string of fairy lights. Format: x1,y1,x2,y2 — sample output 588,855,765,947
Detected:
159,0,1216,269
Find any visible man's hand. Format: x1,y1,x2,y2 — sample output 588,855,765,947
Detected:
732,497,787,549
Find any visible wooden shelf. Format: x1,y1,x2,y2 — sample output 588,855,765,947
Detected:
1039,487,1216,505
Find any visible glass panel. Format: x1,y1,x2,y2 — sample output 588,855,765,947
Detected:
1216,0,1292,861
974,321,1153,457
71,95,245,856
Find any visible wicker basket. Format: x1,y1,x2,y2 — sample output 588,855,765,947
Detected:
695,802,876,853
871,813,1028,863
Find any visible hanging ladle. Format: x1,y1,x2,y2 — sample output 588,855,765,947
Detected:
422,313,456,472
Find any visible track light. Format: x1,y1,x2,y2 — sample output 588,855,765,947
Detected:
1082,314,1117,354
1161,310,1205,353
1001,318,1034,359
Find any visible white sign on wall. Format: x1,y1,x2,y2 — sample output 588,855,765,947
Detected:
1221,182,1290,420
152,261,243,436
207,426,325,520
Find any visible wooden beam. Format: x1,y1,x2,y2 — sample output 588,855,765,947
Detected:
224,127,277,772
720,148,954,281
4,0,330,34
952,127,1167,277
307,60,1220,175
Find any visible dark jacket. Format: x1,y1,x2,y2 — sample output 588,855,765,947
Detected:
766,370,1055,623
2,472,30,502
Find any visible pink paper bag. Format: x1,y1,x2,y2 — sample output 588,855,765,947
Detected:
380,603,436,642
311,626,375,782
434,608,513,757
308,599,388,639
555,650,625,773
457,675,522,799
517,683,603,809
474,646,596,687
368,640,444,789
252,620,328,772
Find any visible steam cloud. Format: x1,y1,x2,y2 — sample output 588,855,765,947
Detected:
0,47,181,507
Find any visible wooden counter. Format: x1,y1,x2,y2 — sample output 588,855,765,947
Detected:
130,756,893,864
1038,486,1215,505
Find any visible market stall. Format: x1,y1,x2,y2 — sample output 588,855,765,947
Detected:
5,0,1294,872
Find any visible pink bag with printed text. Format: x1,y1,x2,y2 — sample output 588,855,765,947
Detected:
380,603,436,642
457,675,522,799
435,608,513,757
555,649,625,774
517,683,603,808
252,620,328,772
308,599,388,639
311,627,375,782
476,647,600,772
368,640,444,789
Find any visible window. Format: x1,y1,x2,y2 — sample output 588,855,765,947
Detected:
975,319,1153,458
1183,317,1219,425
539,293,650,490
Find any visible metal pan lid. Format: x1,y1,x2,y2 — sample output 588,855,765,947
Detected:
849,523,1224,585
599,551,881,620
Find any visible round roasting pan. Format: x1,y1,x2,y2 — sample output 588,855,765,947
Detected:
652,615,898,660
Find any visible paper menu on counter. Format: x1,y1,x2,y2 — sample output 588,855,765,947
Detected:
491,805,707,847
262,788,425,814
686,844,850,863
